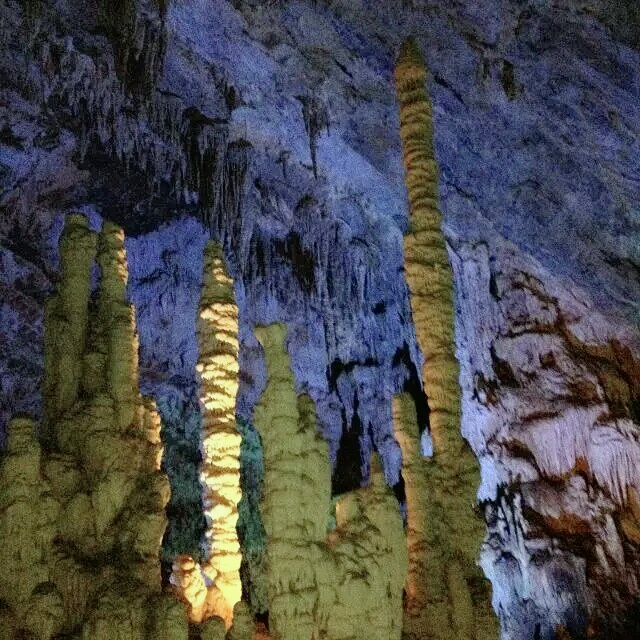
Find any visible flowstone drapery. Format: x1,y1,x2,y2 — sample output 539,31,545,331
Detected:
171,241,243,628
253,323,407,640
394,39,498,639
0,214,187,639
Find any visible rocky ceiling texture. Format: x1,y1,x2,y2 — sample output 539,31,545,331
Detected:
0,1,639,638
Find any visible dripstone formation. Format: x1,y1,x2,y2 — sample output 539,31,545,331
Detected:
253,323,408,640
394,39,498,639
0,214,188,639
171,240,243,628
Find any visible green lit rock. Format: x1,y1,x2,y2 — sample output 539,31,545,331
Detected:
394,40,498,640
253,323,407,640
0,214,188,639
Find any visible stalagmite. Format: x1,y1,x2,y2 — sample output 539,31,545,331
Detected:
394,39,498,639
226,601,254,640
392,395,429,624
0,214,188,639
42,214,97,441
171,241,243,628
253,323,407,640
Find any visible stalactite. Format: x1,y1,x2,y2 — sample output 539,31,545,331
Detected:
0,214,187,639
32,28,248,240
171,241,243,629
97,0,168,99
253,323,407,640
393,38,498,639
297,95,329,179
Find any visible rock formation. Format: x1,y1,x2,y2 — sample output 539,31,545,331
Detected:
452,239,640,639
253,323,407,640
236,416,268,616
171,240,243,628
2,1,640,636
0,214,187,639
393,39,498,639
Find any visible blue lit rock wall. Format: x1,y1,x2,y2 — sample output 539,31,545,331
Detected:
1,1,639,637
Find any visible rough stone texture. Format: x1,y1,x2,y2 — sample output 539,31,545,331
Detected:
451,236,640,639
253,323,407,640
236,416,268,616
394,39,497,640
226,601,254,640
171,241,243,627
1,0,640,637
0,214,188,639
197,242,243,622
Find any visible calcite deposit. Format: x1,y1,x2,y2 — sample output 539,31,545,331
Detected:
394,39,497,640
171,240,242,628
253,323,407,640
2,0,640,637
197,242,243,623
0,214,187,639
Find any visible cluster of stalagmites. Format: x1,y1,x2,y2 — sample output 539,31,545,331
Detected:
253,323,408,640
394,39,498,639
0,36,503,636
0,214,189,639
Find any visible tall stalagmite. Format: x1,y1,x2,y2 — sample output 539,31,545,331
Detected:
171,241,242,628
393,39,498,639
0,214,187,639
253,323,407,640
198,241,243,625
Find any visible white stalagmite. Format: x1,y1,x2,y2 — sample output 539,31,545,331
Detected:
198,241,243,625
172,241,242,628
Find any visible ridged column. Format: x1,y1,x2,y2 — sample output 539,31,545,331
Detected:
394,38,498,639
197,241,243,626
392,394,429,624
43,214,97,442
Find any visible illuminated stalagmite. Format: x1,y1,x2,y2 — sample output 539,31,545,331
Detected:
198,241,243,624
394,40,498,639
172,241,242,628
0,215,187,639
253,323,407,640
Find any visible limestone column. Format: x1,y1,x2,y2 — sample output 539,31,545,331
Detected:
253,323,407,640
43,214,97,443
197,241,243,626
392,394,429,623
253,324,322,640
394,38,498,639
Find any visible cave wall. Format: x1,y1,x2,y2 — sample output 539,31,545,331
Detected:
1,0,639,637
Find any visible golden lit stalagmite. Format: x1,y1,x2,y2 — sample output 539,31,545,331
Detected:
198,241,243,624
394,39,498,639
0,215,187,639
253,323,407,640
172,241,243,628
